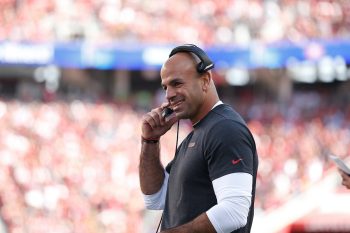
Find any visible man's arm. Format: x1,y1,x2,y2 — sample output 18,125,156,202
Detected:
143,171,169,209
139,106,178,195
161,213,216,233
139,141,165,195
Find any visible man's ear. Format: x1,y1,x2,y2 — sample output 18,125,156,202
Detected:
201,72,211,92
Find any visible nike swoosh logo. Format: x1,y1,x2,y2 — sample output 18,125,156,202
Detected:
232,159,242,165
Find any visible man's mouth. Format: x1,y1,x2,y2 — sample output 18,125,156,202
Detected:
171,100,184,110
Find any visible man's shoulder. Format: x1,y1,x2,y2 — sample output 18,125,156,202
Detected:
209,104,247,126
200,104,255,143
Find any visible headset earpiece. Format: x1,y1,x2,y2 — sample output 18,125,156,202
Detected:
169,44,214,73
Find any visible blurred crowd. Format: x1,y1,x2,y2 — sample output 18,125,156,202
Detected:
0,101,151,233
242,92,350,212
1,0,350,45
0,90,349,232
0,0,349,232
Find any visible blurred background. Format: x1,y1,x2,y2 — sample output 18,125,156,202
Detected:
0,0,350,232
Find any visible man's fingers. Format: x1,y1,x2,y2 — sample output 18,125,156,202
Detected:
160,102,170,109
143,108,166,129
151,109,165,126
340,170,350,179
143,114,157,129
141,105,176,139
342,179,350,186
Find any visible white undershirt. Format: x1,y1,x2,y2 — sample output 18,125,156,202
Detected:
143,171,169,210
206,173,252,232
143,172,252,232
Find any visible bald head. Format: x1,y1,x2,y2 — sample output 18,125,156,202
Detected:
161,52,198,77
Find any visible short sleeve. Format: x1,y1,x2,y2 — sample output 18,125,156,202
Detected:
204,120,256,181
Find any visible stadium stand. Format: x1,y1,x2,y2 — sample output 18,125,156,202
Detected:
0,88,348,232
0,0,350,45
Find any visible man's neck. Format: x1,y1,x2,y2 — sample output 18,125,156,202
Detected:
192,100,222,126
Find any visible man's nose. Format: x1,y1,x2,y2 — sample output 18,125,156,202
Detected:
166,88,176,101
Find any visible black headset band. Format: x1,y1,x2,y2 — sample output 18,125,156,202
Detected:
169,44,214,73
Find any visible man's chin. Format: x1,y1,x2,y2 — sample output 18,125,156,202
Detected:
174,111,187,120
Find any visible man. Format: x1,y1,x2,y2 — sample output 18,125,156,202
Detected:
139,44,258,233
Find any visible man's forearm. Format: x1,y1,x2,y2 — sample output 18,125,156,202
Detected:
139,141,165,195
161,213,216,233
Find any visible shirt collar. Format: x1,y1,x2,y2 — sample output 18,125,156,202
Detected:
193,100,223,127
212,100,223,110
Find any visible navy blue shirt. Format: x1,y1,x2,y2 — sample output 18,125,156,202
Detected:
161,104,258,233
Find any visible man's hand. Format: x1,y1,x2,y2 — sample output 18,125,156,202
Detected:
139,104,177,195
160,213,216,233
141,104,177,140
339,169,350,189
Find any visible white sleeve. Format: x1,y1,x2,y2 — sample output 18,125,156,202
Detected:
142,171,169,210
206,173,252,233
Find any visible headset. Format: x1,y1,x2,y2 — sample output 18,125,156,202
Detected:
168,44,215,74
